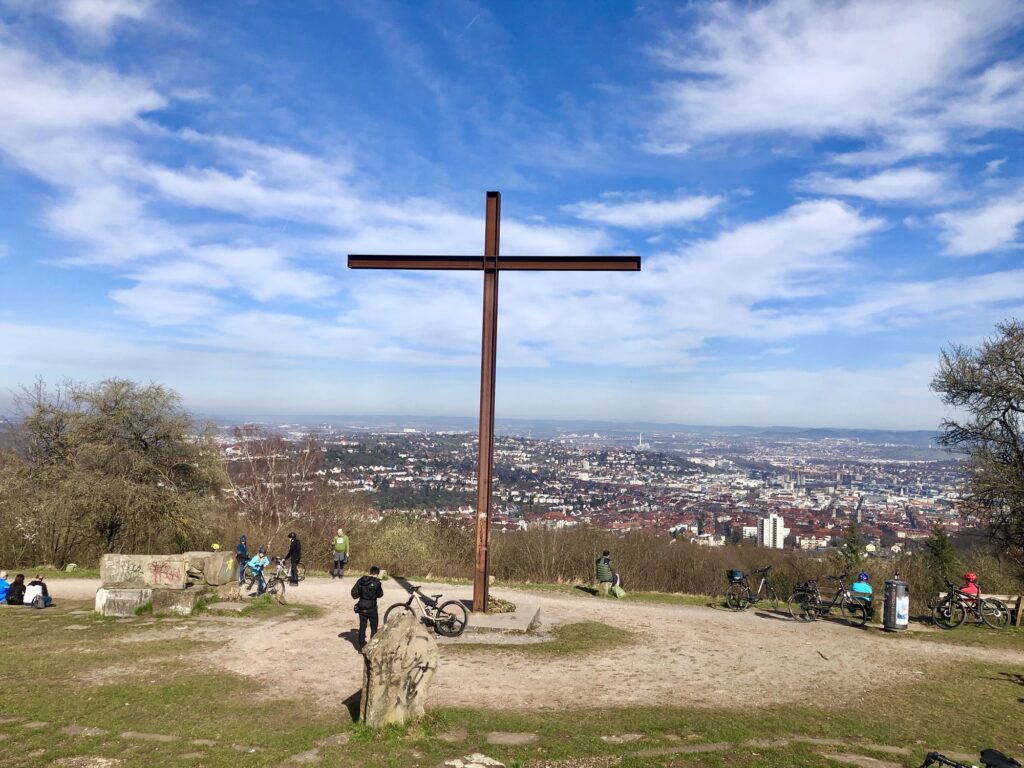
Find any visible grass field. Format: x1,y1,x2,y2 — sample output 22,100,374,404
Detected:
0,600,1021,768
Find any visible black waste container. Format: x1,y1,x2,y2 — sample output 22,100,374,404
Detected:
883,579,910,631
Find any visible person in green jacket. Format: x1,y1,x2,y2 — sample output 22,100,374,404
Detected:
595,550,614,597
332,528,350,579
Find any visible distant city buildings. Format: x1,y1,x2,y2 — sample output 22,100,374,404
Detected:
757,513,789,549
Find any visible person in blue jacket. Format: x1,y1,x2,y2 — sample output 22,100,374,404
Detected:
0,571,9,602
247,547,270,596
235,535,249,585
851,571,873,618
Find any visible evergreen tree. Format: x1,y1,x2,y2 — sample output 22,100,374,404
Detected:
840,522,866,570
924,524,961,592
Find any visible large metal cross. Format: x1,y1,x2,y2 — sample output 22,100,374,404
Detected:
349,191,640,612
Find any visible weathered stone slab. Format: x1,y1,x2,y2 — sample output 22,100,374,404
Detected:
183,551,237,586
360,610,438,728
442,756,505,768
101,554,188,589
61,725,108,736
120,730,179,742
152,587,207,616
95,587,152,617
485,732,537,746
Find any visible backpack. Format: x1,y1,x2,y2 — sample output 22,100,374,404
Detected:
610,585,626,599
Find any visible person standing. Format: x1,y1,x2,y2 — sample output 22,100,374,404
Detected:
286,532,302,586
235,535,249,585
351,566,384,651
332,528,350,579
595,550,614,597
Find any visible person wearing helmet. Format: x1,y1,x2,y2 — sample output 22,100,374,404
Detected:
332,528,350,579
851,571,873,601
961,572,980,605
247,546,270,596
235,535,249,585
286,532,302,586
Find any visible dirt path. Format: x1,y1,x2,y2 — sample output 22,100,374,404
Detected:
55,577,1024,711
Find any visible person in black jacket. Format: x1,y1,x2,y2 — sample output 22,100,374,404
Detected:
351,566,384,651
285,532,301,586
5,574,26,605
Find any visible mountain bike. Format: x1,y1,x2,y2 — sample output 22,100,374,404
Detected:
242,561,304,583
920,748,1020,767
724,566,780,610
931,578,1011,630
788,573,871,626
244,557,288,604
384,585,469,637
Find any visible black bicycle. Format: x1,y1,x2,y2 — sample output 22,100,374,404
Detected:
383,585,469,637
931,578,1011,630
921,748,1020,767
724,566,780,611
788,573,871,626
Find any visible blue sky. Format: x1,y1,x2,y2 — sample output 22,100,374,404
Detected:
1,0,1023,429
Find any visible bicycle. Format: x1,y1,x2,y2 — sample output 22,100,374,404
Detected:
920,748,1020,767
244,557,288,604
724,566,780,611
242,560,305,584
383,585,469,637
787,573,871,627
931,578,1011,630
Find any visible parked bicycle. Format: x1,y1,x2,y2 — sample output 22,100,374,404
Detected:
788,573,871,626
931,577,1011,630
920,748,1020,767
244,557,288,603
724,566,781,611
384,585,469,637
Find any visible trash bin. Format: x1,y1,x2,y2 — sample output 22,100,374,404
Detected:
883,579,910,631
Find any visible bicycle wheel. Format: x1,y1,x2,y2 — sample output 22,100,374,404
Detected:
980,598,1010,630
841,596,869,627
932,599,966,630
433,600,469,637
788,592,816,622
383,603,414,624
764,584,781,611
266,577,286,604
725,583,749,611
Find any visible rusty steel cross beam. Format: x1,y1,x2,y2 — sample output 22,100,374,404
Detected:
348,191,640,613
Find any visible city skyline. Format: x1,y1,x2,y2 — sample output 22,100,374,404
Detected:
2,1,1024,429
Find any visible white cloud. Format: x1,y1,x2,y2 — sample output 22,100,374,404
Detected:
796,168,951,204
109,284,222,326
56,0,154,39
936,192,1024,255
563,193,723,229
649,0,1024,155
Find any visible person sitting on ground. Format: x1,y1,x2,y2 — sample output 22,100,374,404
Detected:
235,535,249,586
332,528,350,579
25,575,52,608
247,547,270,596
595,550,614,597
961,571,981,605
351,566,384,651
0,571,9,603
5,574,26,606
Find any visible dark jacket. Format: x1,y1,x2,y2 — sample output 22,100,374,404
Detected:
286,537,301,563
351,575,383,615
6,580,25,605
236,541,248,561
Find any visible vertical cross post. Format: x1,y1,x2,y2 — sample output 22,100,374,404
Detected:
473,191,501,613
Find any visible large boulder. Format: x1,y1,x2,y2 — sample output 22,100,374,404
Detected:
100,554,188,589
95,587,152,617
359,610,439,728
152,586,208,616
183,551,237,586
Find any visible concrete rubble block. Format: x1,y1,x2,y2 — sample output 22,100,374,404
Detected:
94,587,153,617
100,554,188,590
215,582,241,601
182,551,237,586
359,610,439,728
152,587,209,616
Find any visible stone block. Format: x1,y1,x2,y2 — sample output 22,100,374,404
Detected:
100,554,188,589
182,551,237,586
95,587,153,617
152,587,208,616
216,582,241,601
360,610,438,728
